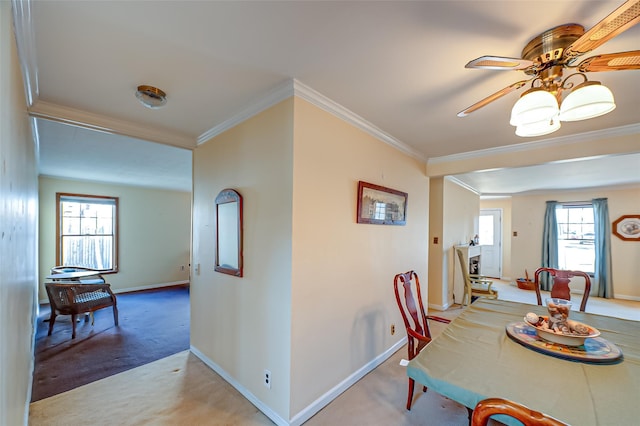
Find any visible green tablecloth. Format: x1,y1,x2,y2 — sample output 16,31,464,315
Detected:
407,299,640,425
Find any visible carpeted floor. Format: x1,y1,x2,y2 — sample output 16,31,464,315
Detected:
29,308,468,426
31,285,190,402
29,282,638,424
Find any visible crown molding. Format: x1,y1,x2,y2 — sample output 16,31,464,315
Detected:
197,80,294,144
197,78,426,162
29,101,196,150
445,176,480,196
428,123,640,165
292,79,425,161
12,0,38,106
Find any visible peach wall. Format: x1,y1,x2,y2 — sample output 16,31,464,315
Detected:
191,95,430,424
428,178,445,307
191,99,294,421
443,179,479,305
290,98,428,416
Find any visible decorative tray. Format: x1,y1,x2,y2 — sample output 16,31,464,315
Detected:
506,322,623,364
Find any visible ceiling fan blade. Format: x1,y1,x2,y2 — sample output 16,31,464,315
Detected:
457,80,530,117
465,56,534,71
575,50,640,72
564,0,640,60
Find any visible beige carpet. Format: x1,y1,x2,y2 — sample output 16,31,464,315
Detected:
30,286,636,425
28,350,274,426
29,309,469,426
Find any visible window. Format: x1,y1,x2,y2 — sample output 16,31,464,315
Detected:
478,214,494,245
374,202,386,220
57,193,118,272
556,203,594,273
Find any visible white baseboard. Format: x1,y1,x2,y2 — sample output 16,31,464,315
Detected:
613,294,640,302
38,281,190,304
112,281,189,294
428,301,451,311
289,338,406,426
190,338,407,426
189,346,289,426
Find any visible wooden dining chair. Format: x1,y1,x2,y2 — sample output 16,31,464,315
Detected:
393,271,450,410
534,267,591,312
455,248,498,306
471,397,568,426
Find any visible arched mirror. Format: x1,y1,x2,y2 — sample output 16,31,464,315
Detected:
214,189,243,277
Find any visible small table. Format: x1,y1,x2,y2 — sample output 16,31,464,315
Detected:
407,299,640,425
46,270,105,283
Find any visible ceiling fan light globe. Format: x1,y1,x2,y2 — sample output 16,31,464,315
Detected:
515,115,561,137
509,88,559,126
559,82,615,121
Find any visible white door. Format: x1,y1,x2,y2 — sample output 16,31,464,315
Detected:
479,209,502,278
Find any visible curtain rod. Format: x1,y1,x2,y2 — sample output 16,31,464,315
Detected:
558,200,591,206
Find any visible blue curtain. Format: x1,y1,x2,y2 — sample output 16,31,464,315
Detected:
540,201,559,291
593,198,613,298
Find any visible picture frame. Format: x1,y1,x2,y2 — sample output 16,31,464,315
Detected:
356,181,407,225
612,214,640,241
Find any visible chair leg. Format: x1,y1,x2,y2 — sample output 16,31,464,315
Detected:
406,378,415,410
47,312,56,336
112,305,119,326
71,314,77,339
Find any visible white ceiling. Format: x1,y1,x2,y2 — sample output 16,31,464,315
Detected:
14,1,640,193
37,119,192,192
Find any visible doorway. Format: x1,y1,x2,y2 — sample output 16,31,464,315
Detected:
479,209,502,278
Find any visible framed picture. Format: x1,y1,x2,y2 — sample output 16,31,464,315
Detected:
612,214,640,241
357,181,407,225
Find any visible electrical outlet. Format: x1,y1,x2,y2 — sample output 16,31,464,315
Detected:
264,369,271,389
391,324,395,335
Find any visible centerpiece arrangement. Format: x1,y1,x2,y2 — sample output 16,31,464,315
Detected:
524,298,600,346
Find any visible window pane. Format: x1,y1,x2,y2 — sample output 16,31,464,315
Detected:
567,208,583,222
81,217,97,234
97,217,113,234
558,240,595,270
374,202,385,220
556,204,594,273
62,202,80,217
61,236,113,270
58,194,117,271
62,216,80,234
81,204,97,218
479,216,493,245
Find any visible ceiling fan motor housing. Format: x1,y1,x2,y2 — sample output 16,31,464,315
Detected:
522,24,585,73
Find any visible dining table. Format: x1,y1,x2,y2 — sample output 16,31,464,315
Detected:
407,298,640,425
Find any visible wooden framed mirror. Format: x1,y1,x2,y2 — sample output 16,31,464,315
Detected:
214,189,243,277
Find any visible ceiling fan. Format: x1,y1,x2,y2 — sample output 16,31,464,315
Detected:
457,0,640,135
